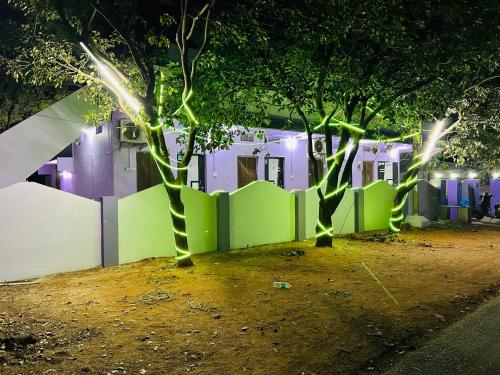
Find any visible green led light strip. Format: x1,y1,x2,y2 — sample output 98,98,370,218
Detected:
384,131,420,143
314,143,353,189
396,175,418,190
324,182,348,200
172,90,198,125
316,220,334,238
147,138,189,261
365,105,385,120
175,246,191,260
391,193,409,212
173,227,188,237
157,72,165,117
150,144,188,171
325,143,351,162
388,221,401,232
170,206,186,219
312,110,342,131
407,160,424,172
329,119,365,134
390,213,404,222
362,180,382,190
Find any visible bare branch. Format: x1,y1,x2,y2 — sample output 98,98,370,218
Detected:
464,75,500,93
190,4,213,81
186,3,210,40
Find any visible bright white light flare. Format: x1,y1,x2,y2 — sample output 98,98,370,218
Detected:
422,120,446,162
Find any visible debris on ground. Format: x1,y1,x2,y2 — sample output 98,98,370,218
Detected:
272,281,292,289
326,290,353,298
345,232,405,243
137,290,173,305
430,220,478,232
281,249,306,256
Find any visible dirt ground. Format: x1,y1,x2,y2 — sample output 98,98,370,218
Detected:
1,224,499,375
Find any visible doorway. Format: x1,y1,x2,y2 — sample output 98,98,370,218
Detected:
377,161,398,185
362,161,374,186
237,156,257,188
308,157,324,187
265,157,284,188
185,154,206,192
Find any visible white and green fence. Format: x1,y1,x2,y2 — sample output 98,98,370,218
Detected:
1,180,403,282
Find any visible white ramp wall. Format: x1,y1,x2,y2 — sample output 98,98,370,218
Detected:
0,89,94,188
0,183,101,282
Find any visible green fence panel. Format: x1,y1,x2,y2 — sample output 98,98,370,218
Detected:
331,188,356,234
183,187,218,253
229,181,295,249
118,185,217,264
118,185,174,264
362,180,397,231
304,186,356,238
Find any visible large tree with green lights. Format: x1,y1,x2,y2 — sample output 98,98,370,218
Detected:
3,0,265,266
211,0,499,245
438,83,500,177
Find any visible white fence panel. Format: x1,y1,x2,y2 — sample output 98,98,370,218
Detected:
0,182,101,282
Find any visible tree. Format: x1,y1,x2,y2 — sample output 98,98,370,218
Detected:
4,0,261,266
439,84,500,177
212,0,500,245
0,0,72,132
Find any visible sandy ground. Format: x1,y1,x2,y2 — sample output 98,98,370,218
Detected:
0,224,499,375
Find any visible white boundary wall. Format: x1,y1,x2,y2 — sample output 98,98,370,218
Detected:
0,183,101,282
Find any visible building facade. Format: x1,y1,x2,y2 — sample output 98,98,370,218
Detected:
36,111,413,199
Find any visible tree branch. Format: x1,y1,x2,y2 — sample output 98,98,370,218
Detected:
190,3,213,81
364,76,436,126
186,3,210,40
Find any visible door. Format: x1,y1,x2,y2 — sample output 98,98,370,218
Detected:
237,156,257,188
186,154,206,192
399,152,412,181
377,161,395,185
265,157,284,188
308,157,324,187
136,151,162,192
362,161,374,186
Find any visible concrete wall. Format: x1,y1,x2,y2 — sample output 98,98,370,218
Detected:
0,90,93,189
446,179,461,220
462,179,480,208
418,180,440,221
72,124,114,199
0,182,101,282
229,181,295,248
118,184,218,264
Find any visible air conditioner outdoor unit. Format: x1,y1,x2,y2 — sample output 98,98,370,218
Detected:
119,119,146,144
240,133,254,142
314,139,326,154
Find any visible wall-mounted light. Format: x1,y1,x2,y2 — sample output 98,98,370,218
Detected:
433,172,443,179
60,171,72,179
467,171,477,179
492,172,500,179
449,172,459,179
285,136,298,151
